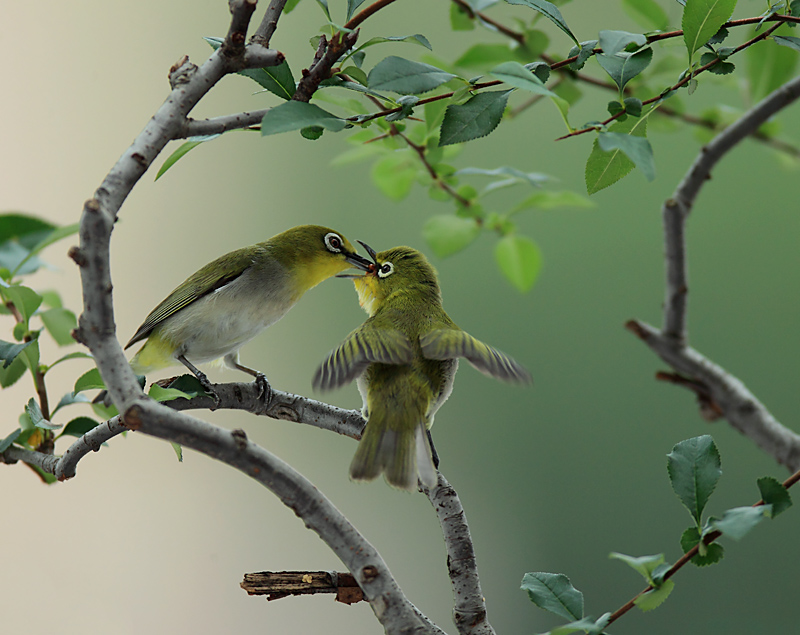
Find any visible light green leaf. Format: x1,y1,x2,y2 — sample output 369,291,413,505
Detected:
773,35,800,53
598,131,655,181
549,615,610,635
439,90,512,146
490,61,555,96
260,101,346,136
598,30,648,56
48,351,93,370
74,367,105,394
495,234,542,292
456,44,522,70
368,56,456,94
148,384,192,402
585,116,648,194
747,32,798,100
505,0,579,45
171,441,184,462
634,580,675,611
667,435,722,525
450,1,475,30
205,37,296,99
520,572,583,621
609,552,667,585
371,152,417,201
346,0,368,20
622,0,669,30
757,476,792,517
682,0,738,60
315,0,331,20
711,506,771,540
423,215,481,258
26,398,60,430
40,307,77,346
2,284,43,324
596,47,653,92
155,136,222,181
512,190,594,213
351,34,432,58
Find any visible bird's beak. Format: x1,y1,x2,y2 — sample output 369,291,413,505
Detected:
337,241,378,278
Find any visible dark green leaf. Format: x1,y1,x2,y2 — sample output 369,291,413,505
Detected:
39,307,77,346
439,90,512,146
368,56,456,94
667,435,722,525
241,60,297,99
598,131,655,181
757,476,792,517
711,506,771,540
773,35,800,52
520,572,583,621
624,97,643,116
596,46,653,92
0,241,46,277
300,126,325,140
490,61,555,96
163,374,207,398
505,0,579,45
526,61,551,84
423,215,481,258
156,135,222,181
608,100,625,117
707,26,729,45
0,213,56,249
568,40,597,71
260,101,346,136
74,368,105,394
585,116,648,194
0,428,21,452
680,526,725,566
60,417,100,438
495,234,542,292
598,30,648,56
52,391,90,416
26,398,60,430
622,0,669,30
0,339,33,368
0,355,26,388
10,223,79,277
682,0,738,58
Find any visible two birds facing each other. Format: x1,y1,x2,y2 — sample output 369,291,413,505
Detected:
124,225,531,491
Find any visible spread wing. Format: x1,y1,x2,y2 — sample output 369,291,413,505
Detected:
420,328,531,385
313,326,413,391
124,249,254,349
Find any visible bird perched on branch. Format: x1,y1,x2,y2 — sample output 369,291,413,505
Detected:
124,225,372,399
314,244,531,491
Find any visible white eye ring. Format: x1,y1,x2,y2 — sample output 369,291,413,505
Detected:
324,232,343,253
377,262,394,278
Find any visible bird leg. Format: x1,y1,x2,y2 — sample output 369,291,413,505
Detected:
223,353,272,405
426,429,440,470
177,354,220,407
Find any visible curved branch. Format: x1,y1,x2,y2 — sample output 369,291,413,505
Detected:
630,74,800,472
252,0,289,46
425,473,495,635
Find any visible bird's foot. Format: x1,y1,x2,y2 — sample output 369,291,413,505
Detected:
195,371,221,409
254,373,271,406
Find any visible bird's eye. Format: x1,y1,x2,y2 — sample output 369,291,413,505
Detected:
324,233,343,253
378,262,394,278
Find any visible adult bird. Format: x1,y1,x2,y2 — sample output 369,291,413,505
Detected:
314,244,531,491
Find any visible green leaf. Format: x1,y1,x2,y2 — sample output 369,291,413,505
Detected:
48,350,93,370
52,391,90,416
598,131,655,181
0,241,46,278
346,0,368,20
456,44,521,70
598,30,648,56
712,506,771,540
622,0,669,30
634,580,675,611
490,61,556,96
0,428,22,452
371,152,417,201
171,441,184,462
368,56,456,94
162,374,207,398
39,307,77,346
2,284,43,324
10,223,79,278
261,101,346,136
757,476,792,517
457,166,550,192
74,367,105,394
682,0,738,61
667,435,722,525
549,615,610,635
26,398,60,430
315,0,331,20
450,1,475,30
596,47,653,93
505,0,579,45
0,339,33,368
0,355,26,388
585,116,648,194
351,34,432,58
495,234,542,292
568,40,598,71
520,572,583,621
680,526,725,566
512,190,593,213
148,384,193,402
0,213,55,248
439,90,512,146
774,35,800,53
609,552,667,585
204,37,296,99
60,417,100,439
156,135,222,181
423,215,481,258
747,32,799,100
17,338,39,374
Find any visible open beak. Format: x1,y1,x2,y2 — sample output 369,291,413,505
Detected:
338,241,378,278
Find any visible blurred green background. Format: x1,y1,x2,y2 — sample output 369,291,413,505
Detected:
3,1,799,633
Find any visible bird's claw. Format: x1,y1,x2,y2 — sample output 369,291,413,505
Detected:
254,373,271,406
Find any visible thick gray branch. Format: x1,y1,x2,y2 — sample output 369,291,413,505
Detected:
424,473,494,635
252,0,289,46
632,74,800,471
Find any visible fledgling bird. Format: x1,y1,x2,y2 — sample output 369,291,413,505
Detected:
313,244,531,491
125,225,372,397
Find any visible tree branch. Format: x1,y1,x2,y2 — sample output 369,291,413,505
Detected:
424,473,495,635
251,0,289,46
629,74,800,472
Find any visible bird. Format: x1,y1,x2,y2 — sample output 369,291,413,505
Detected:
313,244,531,491
124,225,372,399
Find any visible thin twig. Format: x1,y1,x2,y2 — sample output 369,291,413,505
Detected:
251,0,289,46
344,0,401,30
